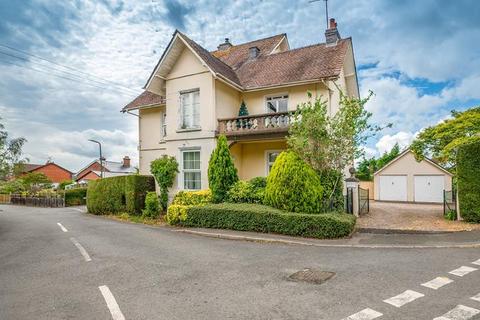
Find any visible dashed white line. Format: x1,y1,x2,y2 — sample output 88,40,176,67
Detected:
70,237,92,262
433,304,480,320
471,259,480,266
470,293,480,302
422,277,454,290
383,290,424,308
341,308,383,320
99,285,126,320
449,266,478,277
57,222,68,232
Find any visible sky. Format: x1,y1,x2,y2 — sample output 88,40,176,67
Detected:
0,0,479,172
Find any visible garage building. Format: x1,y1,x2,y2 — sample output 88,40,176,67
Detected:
373,150,453,203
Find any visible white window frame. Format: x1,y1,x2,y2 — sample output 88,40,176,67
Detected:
265,150,282,175
179,89,200,130
265,93,289,113
181,149,201,190
161,111,167,139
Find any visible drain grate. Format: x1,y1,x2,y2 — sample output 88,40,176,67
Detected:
288,268,335,284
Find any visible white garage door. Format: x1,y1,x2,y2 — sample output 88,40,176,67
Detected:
414,175,444,203
379,175,407,201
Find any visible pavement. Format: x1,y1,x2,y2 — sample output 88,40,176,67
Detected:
357,201,480,233
2,205,480,319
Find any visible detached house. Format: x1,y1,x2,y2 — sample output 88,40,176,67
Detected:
123,19,359,193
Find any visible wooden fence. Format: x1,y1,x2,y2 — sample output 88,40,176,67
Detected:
359,181,375,200
0,194,11,204
10,194,65,207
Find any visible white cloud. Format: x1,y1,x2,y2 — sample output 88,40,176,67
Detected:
376,131,415,155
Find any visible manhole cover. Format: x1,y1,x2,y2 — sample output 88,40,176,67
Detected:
288,268,335,284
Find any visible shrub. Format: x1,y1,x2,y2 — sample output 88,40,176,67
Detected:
226,177,265,204
150,155,179,211
64,188,87,206
58,180,73,190
264,151,324,213
168,203,355,239
172,189,212,206
166,204,189,224
444,210,456,221
142,192,160,218
87,175,155,215
457,141,480,222
208,135,238,203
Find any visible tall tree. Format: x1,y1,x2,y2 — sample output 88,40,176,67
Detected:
208,135,238,203
0,118,27,180
411,106,480,168
356,143,401,181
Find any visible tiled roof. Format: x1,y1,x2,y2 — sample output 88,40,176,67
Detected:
122,91,165,112
21,164,43,172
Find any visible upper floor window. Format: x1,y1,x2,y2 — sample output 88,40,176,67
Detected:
161,112,167,138
266,94,288,113
180,89,200,129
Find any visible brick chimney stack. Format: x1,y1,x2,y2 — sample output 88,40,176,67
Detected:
325,18,341,46
217,38,232,51
122,156,131,168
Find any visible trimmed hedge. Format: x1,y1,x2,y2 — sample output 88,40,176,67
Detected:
172,189,212,206
64,188,87,206
457,141,480,222
168,203,356,239
87,175,155,215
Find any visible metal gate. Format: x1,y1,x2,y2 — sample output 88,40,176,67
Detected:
443,189,456,218
358,187,369,215
345,187,353,214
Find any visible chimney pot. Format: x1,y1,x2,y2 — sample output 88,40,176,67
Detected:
329,18,337,29
217,38,232,51
325,17,341,46
249,46,260,59
122,156,131,168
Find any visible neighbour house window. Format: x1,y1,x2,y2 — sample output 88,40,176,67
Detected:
266,94,288,113
183,150,201,190
180,90,200,129
266,151,280,174
161,112,167,138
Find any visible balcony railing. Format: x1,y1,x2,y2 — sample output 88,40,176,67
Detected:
217,111,295,138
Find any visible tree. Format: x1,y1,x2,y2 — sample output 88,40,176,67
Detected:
288,91,385,198
150,155,179,211
356,143,401,181
238,100,249,116
411,106,480,168
21,172,52,193
208,135,238,203
0,118,27,180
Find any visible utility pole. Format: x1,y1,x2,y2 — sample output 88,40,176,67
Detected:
309,0,329,29
88,139,104,178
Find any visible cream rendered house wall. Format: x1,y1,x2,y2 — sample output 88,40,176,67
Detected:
373,151,452,202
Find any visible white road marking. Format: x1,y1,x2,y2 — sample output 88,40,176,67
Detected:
422,277,454,290
57,222,68,232
99,285,126,320
383,290,424,308
70,237,92,262
471,293,480,302
433,305,480,320
342,308,383,320
471,259,480,266
449,266,478,277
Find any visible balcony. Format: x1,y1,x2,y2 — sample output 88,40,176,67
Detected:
217,111,295,140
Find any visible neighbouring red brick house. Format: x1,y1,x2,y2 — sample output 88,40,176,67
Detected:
20,162,73,184
75,156,136,182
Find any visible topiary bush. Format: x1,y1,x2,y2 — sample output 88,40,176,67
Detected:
172,189,212,206
226,177,266,204
167,203,355,239
87,175,155,215
142,191,160,218
208,135,238,203
64,188,87,206
264,151,324,213
150,155,179,211
457,141,480,222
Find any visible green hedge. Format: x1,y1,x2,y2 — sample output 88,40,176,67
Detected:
168,203,356,239
64,188,87,206
458,141,480,222
87,175,155,215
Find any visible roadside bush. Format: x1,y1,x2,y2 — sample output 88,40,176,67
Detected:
264,151,324,213
208,135,238,203
142,192,160,218
226,177,265,204
172,189,212,206
64,188,87,206
168,203,355,239
457,141,480,222
87,175,155,215
58,180,73,190
150,155,179,211
166,204,189,224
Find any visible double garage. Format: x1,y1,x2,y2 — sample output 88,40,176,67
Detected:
374,150,453,203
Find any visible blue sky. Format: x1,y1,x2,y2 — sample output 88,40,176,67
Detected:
1,0,479,171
